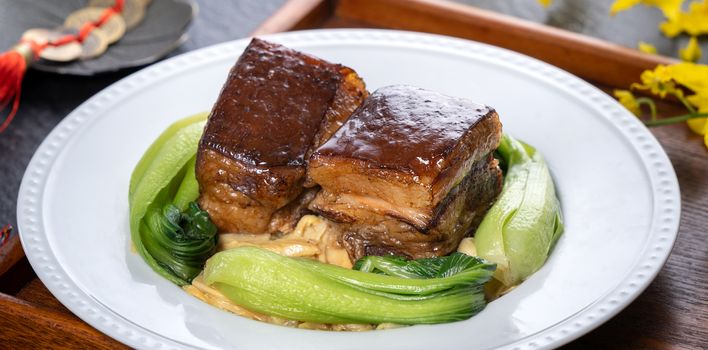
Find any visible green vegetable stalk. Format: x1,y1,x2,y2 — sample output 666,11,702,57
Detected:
129,113,208,202
203,247,496,325
475,134,564,287
129,113,217,285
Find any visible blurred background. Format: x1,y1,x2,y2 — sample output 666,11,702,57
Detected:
458,0,704,62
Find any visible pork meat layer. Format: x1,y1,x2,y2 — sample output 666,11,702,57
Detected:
308,85,502,229
197,38,368,234
308,85,503,259
312,155,502,259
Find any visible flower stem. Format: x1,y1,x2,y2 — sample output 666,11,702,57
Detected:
643,112,708,127
673,92,697,114
635,97,657,120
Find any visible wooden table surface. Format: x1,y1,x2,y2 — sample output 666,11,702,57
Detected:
1,0,706,349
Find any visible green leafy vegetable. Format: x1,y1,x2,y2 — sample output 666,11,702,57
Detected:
475,134,564,287
172,156,199,212
129,112,217,285
353,252,489,279
129,113,208,202
143,202,217,281
203,247,495,324
181,202,218,240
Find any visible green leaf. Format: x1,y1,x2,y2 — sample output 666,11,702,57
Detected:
142,202,217,282
182,202,217,241
352,253,491,279
436,253,490,278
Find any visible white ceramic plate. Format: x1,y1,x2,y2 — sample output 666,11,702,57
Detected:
18,29,680,350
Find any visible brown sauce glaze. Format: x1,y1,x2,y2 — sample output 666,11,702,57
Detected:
314,85,496,179
200,38,342,167
196,38,368,234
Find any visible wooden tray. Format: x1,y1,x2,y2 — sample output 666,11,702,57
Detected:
253,0,676,88
2,0,705,348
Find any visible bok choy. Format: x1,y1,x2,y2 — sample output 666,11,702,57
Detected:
203,247,496,324
475,134,564,287
129,113,217,285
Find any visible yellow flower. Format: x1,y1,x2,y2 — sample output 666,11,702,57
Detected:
686,113,707,135
659,18,684,37
686,93,708,112
610,0,642,15
610,0,683,19
686,91,708,135
538,0,553,7
679,36,702,62
678,0,708,35
669,62,708,92
652,0,683,19
631,65,679,97
660,0,708,37
642,62,708,139
614,89,642,115
638,41,658,54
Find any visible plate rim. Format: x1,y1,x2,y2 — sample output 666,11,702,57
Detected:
17,28,681,350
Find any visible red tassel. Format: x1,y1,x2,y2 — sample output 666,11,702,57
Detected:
0,0,124,133
0,46,30,133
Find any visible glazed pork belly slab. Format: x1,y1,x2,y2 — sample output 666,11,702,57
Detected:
308,85,503,259
197,38,367,234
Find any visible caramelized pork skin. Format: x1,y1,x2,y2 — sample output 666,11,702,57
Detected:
308,85,503,260
197,38,367,234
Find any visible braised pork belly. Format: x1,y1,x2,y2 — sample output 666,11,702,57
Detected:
196,38,368,234
308,85,503,260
